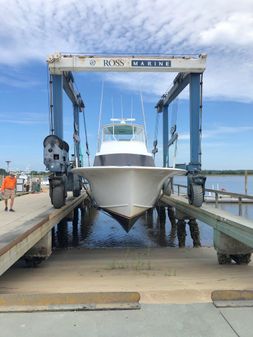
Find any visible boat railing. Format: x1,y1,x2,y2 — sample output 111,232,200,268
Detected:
173,183,253,216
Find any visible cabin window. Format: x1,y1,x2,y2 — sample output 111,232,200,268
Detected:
102,124,145,142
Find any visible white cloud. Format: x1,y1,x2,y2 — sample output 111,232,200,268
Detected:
200,13,253,47
204,126,253,137
0,72,41,88
0,112,48,124
0,0,252,101
180,125,253,141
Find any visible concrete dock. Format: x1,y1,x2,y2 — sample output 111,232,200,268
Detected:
1,302,252,337
0,247,252,336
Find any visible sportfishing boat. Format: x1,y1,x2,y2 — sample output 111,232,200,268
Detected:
72,118,185,219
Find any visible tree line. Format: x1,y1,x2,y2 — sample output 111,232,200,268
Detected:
202,170,253,175
0,168,48,176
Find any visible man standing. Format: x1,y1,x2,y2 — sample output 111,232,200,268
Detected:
1,172,17,212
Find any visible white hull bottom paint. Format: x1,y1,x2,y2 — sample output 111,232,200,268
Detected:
73,166,185,219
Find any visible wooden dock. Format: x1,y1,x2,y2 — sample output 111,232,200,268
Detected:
1,189,253,276
0,192,87,276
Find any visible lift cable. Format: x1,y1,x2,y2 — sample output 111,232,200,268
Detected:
171,99,178,132
172,135,178,168
152,112,160,158
82,109,91,166
70,76,91,167
81,181,98,207
46,67,54,134
171,99,178,168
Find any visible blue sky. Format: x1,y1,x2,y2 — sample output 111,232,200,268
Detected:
0,0,252,171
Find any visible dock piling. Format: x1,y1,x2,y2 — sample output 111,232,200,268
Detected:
24,231,52,266
177,219,186,248
213,229,252,264
57,218,68,248
188,219,201,247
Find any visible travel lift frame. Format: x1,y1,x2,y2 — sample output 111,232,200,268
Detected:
155,71,206,206
43,71,85,207
45,53,207,208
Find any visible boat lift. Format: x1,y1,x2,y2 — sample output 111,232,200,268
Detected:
155,70,206,207
45,53,207,208
43,70,85,207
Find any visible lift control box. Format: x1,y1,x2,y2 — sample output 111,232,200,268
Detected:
43,135,69,173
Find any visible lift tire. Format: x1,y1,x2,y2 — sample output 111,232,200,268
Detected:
24,257,44,268
189,184,204,207
52,185,65,209
230,253,251,265
217,253,232,265
73,190,80,197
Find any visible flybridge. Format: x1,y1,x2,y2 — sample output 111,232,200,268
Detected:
47,53,207,74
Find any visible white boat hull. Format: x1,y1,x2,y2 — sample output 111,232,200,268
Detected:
73,166,185,219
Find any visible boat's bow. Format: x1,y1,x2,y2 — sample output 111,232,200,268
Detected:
72,166,185,218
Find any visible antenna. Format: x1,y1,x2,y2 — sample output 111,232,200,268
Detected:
97,81,104,148
140,90,147,142
131,96,133,121
120,95,123,120
111,97,114,119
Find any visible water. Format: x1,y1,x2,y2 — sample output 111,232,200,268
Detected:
54,175,253,249
174,174,253,195
54,207,214,249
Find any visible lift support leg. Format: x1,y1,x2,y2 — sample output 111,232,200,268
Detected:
52,75,63,138
156,72,206,208
214,229,252,265
45,72,85,209
163,105,169,167
187,73,206,207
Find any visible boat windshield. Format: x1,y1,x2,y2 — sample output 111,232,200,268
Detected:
103,124,145,142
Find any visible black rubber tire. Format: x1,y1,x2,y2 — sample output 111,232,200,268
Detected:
24,257,44,268
189,184,204,207
73,190,80,197
52,185,65,209
230,253,251,265
217,253,232,265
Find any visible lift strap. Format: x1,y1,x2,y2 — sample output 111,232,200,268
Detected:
82,110,91,166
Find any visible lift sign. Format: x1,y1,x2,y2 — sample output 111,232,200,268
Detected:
131,60,171,67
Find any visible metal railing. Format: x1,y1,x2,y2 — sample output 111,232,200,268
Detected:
162,193,253,248
173,184,253,216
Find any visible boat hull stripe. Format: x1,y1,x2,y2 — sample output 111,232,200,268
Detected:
94,154,155,167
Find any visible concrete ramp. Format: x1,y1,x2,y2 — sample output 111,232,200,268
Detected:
0,292,140,312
